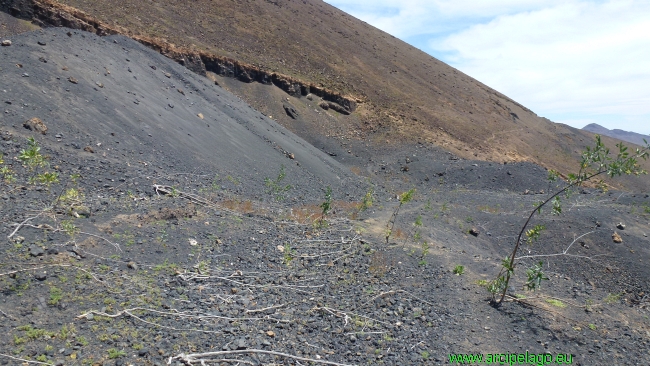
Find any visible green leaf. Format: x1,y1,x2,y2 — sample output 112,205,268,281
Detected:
525,261,549,291
552,196,562,215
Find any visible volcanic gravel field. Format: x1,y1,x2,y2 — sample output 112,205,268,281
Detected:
1,28,650,366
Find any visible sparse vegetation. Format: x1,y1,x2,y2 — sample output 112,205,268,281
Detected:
48,287,63,305
453,265,465,276
315,186,332,228
282,243,295,265
604,293,622,304
37,171,59,187
489,136,650,305
107,348,126,359
19,137,47,171
356,186,374,215
153,259,179,274
264,165,291,201
61,220,79,239
418,242,430,266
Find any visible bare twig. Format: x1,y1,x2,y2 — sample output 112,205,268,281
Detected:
7,212,45,239
515,231,595,260
194,358,255,365
312,306,391,326
0,353,52,365
170,349,356,366
354,291,396,310
77,307,290,331
18,223,122,251
0,308,14,319
78,231,122,251
244,303,287,314
0,264,71,277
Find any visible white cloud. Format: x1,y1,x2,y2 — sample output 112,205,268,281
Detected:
326,0,566,38
326,0,650,134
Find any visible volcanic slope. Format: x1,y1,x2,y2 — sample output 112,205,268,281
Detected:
8,0,647,190
0,27,365,201
1,28,650,366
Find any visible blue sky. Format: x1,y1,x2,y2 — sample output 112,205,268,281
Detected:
324,0,650,135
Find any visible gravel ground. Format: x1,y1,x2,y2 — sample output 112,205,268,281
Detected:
0,27,649,366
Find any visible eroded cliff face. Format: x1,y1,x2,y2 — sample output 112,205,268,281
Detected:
0,0,357,113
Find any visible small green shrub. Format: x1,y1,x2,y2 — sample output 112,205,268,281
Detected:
419,242,430,266
264,165,291,201
107,348,126,359
37,171,59,187
77,336,89,346
315,186,332,228
453,265,464,276
48,287,63,305
357,186,374,214
60,220,79,238
19,137,47,171
282,243,295,265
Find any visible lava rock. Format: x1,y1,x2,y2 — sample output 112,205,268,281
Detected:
29,244,45,257
23,117,48,135
283,103,299,119
1,40,11,46
616,222,625,230
469,227,480,237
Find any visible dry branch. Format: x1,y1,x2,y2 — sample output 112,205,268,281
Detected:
0,353,52,365
170,349,356,366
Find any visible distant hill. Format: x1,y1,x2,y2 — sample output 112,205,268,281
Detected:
583,123,650,147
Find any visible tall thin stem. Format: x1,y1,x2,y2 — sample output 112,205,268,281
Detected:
496,170,605,305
